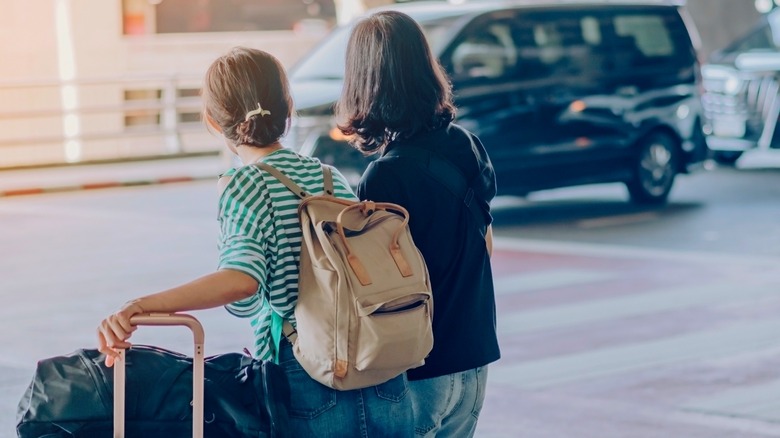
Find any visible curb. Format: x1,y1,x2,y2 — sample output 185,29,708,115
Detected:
0,175,216,198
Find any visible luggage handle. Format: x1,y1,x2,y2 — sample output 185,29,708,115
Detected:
113,313,205,438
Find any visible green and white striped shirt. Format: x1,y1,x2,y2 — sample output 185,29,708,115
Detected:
218,148,356,360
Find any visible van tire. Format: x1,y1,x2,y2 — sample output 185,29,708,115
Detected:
626,132,679,204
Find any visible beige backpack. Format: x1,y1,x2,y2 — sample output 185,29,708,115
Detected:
256,162,434,390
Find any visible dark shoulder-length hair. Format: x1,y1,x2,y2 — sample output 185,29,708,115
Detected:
335,10,455,155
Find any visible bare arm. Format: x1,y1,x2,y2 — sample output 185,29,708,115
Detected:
217,175,232,194
486,225,494,257
97,269,257,365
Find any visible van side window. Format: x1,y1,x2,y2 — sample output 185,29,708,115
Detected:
449,20,517,82
609,11,691,70
512,12,610,81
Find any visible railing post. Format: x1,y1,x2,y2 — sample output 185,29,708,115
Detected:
161,76,182,154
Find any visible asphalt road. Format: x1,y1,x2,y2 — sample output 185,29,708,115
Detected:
2,164,780,437
492,165,780,257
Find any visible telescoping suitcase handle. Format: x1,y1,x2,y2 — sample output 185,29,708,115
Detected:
113,313,206,438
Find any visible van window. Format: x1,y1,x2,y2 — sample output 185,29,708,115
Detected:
509,12,611,81
444,8,691,84
614,15,673,57
581,16,602,45
450,21,517,80
291,16,459,81
609,11,692,70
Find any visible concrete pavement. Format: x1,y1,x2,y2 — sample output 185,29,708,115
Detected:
4,154,780,437
0,154,224,197
4,235,780,437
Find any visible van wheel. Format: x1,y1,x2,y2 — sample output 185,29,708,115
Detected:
626,132,678,204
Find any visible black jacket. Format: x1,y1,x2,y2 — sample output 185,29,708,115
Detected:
357,123,500,380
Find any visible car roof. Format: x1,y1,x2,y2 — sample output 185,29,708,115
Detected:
372,0,685,22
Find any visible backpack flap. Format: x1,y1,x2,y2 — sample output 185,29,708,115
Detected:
334,202,417,285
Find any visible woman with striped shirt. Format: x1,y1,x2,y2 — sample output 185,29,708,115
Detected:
96,47,413,437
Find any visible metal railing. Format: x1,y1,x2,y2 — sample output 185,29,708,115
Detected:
0,75,216,168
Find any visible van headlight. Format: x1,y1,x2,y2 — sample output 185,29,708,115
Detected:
723,76,742,95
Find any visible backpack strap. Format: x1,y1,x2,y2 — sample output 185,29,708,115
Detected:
382,146,490,234
252,161,333,363
255,162,335,198
322,165,335,196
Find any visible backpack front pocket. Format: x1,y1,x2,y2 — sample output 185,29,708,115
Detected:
353,290,433,371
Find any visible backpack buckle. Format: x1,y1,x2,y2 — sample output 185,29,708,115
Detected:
361,201,376,216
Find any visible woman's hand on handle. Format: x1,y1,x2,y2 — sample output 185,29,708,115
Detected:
97,301,144,367
95,269,259,367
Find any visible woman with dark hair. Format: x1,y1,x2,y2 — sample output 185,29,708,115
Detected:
337,11,501,438
97,46,413,437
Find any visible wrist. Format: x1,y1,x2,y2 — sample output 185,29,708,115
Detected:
124,299,146,314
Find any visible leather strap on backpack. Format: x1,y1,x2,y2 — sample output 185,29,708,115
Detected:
322,165,334,196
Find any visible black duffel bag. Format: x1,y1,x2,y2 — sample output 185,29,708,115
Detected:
16,345,290,437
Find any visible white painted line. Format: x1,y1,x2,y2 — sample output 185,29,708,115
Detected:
685,378,780,422
498,279,779,335
491,319,780,390
492,237,780,266
576,212,659,229
493,270,617,295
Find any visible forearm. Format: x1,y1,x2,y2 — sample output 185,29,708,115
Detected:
486,225,494,258
130,269,258,314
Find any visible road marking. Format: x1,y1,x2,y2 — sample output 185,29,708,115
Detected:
498,280,779,335
493,237,780,266
491,319,780,390
493,270,617,295
685,378,780,423
0,176,207,198
576,212,659,229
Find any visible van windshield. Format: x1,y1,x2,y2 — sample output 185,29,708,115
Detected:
290,17,457,81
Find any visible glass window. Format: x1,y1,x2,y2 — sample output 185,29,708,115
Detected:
614,15,673,57
290,24,352,80
581,16,602,45
508,12,610,81
290,17,459,81
610,11,691,69
450,21,517,81
121,0,337,35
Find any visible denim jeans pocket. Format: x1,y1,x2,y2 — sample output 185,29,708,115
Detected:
375,373,409,402
281,358,337,419
470,366,488,419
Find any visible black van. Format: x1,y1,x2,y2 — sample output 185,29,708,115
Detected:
286,0,707,204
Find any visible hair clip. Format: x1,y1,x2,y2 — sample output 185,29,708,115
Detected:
245,103,271,121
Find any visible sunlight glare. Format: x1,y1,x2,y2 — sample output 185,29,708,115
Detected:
56,0,82,162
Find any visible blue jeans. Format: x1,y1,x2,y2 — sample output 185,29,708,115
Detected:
278,338,414,437
408,366,489,437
